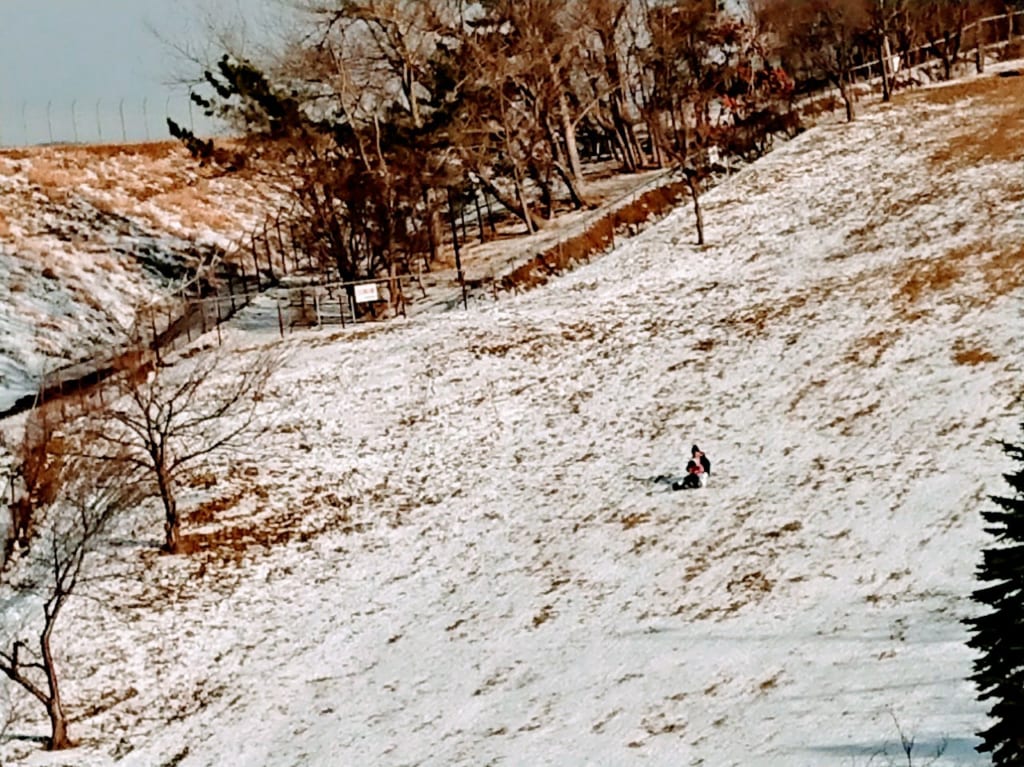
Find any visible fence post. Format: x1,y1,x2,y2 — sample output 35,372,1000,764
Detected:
215,298,223,346
276,294,285,338
275,221,290,274
150,309,161,364
251,233,262,290
264,224,276,282
474,190,486,243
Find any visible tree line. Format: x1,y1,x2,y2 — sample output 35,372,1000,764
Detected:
168,0,1020,284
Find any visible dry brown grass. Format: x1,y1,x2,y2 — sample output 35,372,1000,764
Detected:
913,74,1024,168
185,490,246,527
845,331,895,367
25,158,76,194
2,139,270,243
892,240,1023,319
893,254,964,307
952,338,999,366
981,242,1024,297
720,291,811,340
620,512,650,530
496,181,690,294
66,140,180,160
904,71,1023,107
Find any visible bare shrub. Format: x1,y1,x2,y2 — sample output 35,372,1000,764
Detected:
83,337,283,554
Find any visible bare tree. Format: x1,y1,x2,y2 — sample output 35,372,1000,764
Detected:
865,0,915,101
83,340,280,555
0,432,143,750
757,0,872,122
637,4,796,244
578,0,647,171
907,0,998,80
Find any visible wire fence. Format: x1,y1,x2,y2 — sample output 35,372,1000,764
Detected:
848,11,1024,83
0,92,219,148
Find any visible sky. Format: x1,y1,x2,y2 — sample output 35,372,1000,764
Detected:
0,0,283,146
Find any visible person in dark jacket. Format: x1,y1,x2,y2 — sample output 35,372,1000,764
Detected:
692,445,711,483
672,445,711,490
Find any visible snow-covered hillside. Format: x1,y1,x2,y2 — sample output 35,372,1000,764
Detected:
0,141,280,412
1,71,1022,766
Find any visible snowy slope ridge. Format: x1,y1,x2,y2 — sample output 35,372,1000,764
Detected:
0,141,279,412
2,74,1023,766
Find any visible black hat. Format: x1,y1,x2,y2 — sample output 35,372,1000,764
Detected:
691,445,700,454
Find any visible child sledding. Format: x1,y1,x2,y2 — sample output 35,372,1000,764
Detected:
673,445,711,490
652,445,712,491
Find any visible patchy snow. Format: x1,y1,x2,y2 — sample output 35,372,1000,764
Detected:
1,71,1023,766
0,144,679,413
0,142,285,412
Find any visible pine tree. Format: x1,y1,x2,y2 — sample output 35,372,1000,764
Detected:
965,426,1024,765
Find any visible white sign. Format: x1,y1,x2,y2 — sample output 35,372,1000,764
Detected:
354,283,380,304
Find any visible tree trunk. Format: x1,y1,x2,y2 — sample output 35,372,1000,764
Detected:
514,174,537,233
422,188,437,270
528,159,553,219
880,39,892,103
446,189,468,310
685,172,704,246
599,30,643,171
476,170,539,233
156,469,179,554
41,621,72,750
553,163,589,210
46,700,71,751
473,190,486,243
403,63,421,130
558,92,584,185
839,76,855,122
544,116,588,209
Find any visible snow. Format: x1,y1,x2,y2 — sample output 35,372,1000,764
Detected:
1,70,1023,766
